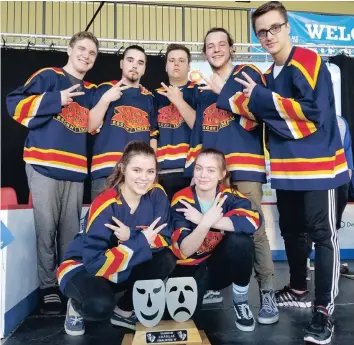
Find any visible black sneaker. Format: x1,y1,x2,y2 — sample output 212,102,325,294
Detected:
233,300,255,332
340,264,354,279
39,286,63,315
304,306,333,344
110,311,137,330
275,285,311,308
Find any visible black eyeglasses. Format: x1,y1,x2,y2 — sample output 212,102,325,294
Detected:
256,22,288,40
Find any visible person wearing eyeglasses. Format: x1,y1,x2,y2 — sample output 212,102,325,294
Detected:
223,1,350,344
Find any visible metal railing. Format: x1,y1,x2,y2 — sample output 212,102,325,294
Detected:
0,1,250,51
1,1,354,60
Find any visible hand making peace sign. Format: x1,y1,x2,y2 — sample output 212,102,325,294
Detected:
234,71,257,99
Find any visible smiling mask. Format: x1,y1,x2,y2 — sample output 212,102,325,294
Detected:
133,279,166,327
165,277,198,322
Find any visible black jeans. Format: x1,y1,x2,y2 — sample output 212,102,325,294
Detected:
277,189,339,314
63,248,176,321
158,172,191,201
170,233,254,312
307,182,350,257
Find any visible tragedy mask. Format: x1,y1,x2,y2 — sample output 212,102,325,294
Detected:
165,277,198,322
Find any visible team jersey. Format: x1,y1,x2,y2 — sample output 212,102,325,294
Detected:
170,185,261,266
6,67,96,181
57,184,172,292
90,82,158,180
337,115,353,170
185,65,266,183
154,81,198,170
242,47,349,190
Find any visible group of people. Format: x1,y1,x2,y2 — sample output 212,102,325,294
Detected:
6,1,354,344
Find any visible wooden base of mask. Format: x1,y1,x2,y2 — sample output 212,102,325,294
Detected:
122,320,211,345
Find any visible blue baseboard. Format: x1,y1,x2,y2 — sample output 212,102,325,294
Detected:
4,289,38,337
272,249,354,261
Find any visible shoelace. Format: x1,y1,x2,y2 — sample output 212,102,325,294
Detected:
204,290,220,298
70,315,83,326
261,291,278,313
236,303,253,320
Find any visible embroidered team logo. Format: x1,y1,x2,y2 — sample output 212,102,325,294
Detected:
202,103,233,132
196,231,223,255
158,104,184,129
55,102,89,133
111,106,150,133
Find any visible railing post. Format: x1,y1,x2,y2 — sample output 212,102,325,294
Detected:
114,1,117,38
42,1,46,43
182,6,185,42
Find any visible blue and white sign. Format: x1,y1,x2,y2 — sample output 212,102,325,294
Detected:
0,220,14,249
251,11,354,55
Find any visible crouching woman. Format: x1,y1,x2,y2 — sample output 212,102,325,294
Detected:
170,148,260,332
57,141,176,336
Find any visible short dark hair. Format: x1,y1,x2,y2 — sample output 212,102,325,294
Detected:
203,27,234,53
69,31,99,50
122,45,147,61
251,1,288,33
165,44,191,63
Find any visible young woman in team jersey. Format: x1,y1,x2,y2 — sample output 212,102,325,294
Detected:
170,148,260,332
57,141,175,336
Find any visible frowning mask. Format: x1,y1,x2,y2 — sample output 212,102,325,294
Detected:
166,277,198,322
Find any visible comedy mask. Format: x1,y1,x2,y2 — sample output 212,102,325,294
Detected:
166,277,198,322
133,279,166,327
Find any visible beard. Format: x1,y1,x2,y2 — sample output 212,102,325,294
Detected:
125,71,140,83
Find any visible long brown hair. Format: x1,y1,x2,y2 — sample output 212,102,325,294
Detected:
102,141,157,194
194,148,238,193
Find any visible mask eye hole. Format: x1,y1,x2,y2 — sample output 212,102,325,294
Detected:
153,286,162,294
137,288,146,294
185,285,193,291
169,286,178,293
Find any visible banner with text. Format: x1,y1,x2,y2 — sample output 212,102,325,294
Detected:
251,11,354,55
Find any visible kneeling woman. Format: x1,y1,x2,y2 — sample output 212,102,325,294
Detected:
57,141,176,336
171,148,260,332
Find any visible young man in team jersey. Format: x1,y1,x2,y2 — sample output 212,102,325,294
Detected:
88,45,158,200
185,28,278,325
6,31,99,314
154,44,198,200
230,2,350,343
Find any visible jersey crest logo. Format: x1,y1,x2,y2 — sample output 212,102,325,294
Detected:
202,103,233,132
196,231,223,255
111,106,150,133
54,102,89,133
158,104,185,129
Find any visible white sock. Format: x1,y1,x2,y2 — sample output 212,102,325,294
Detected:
232,283,249,303
69,299,81,317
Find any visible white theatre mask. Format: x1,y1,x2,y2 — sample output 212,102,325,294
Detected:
133,279,166,327
166,277,198,322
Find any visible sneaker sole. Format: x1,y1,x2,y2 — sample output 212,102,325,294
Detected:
235,320,255,332
303,334,332,344
40,309,62,315
110,318,136,330
64,326,85,336
340,273,354,279
203,297,224,304
277,301,311,308
257,314,279,325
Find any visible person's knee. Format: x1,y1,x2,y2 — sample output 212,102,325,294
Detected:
161,249,177,277
310,228,335,243
81,294,115,321
226,233,255,258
